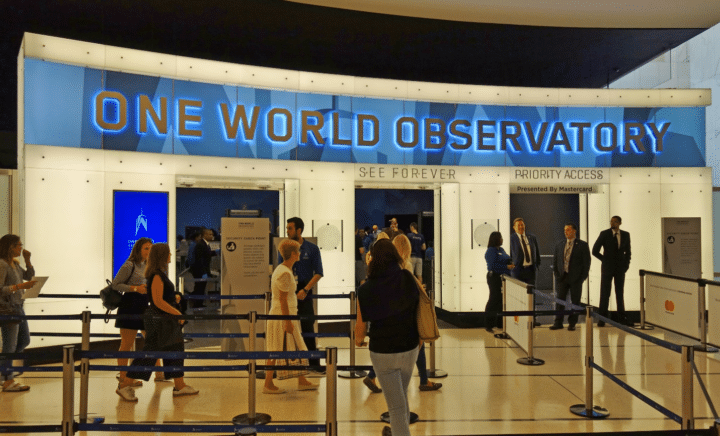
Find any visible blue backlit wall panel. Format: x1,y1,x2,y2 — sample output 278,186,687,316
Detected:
24,58,706,168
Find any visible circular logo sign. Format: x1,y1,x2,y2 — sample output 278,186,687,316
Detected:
226,241,237,252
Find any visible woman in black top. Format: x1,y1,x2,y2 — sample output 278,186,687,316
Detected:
355,239,420,436
117,243,198,402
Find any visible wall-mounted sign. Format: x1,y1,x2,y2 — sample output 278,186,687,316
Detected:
662,217,701,279
112,191,169,276
509,185,599,194
24,58,706,168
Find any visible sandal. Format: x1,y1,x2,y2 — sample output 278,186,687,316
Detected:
2,381,30,392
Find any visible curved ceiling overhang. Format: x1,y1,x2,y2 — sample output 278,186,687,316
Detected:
286,0,720,29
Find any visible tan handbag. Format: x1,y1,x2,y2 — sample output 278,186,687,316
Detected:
412,273,440,342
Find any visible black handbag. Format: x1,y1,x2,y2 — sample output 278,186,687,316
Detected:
0,304,21,326
145,306,184,350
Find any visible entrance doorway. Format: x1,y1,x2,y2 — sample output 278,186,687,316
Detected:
355,188,434,287
509,193,580,291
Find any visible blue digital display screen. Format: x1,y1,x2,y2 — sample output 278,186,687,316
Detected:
113,191,169,276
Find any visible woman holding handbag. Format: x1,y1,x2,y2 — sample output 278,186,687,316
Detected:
356,239,420,436
362,235,441,395
112,237,167,387
117,243,197,402
264,238,318,394
0,234,37,392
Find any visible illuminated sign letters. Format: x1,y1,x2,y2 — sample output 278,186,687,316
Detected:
93,90,671,155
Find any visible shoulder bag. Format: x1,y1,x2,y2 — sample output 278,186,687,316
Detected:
100,263,135,323
403,270,440,342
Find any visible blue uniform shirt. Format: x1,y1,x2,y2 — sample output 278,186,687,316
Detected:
485,246,511,275
407,232,425,258
278,239,324,289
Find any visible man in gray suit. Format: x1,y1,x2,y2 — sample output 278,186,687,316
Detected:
550,223,591,331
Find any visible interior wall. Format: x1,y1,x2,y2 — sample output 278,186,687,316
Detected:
0,172,9,235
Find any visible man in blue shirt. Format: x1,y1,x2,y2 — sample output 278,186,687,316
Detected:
406,222,426,287
279,217,324,369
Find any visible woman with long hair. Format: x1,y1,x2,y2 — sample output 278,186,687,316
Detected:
362,235,441,394
263,238,318,393
0,234,37,392
484,232,514,332
117,243,197,401
356,239,420,436
112,237,166,387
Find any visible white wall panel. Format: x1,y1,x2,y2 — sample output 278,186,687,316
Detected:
660,167,712,184
299,71,355,96
610,183,662,310
299,177,354,319
609,167,660,185
458,183,509,312
26,144,105,172
23,167,105,346
440,183,460,311
406,81,459,103
103,149,177,175
105,46,177,77
23,33,106,69
660,183,713,279
24,300,105,348
175,56,244,85
0,173,9,235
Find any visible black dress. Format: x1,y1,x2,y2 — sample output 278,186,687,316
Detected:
126,271,185,381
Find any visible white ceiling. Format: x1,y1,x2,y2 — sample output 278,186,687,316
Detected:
286,0,720,28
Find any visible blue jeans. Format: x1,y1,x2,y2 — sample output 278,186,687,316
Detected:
368,344,428,385
1,307,30,381
370,346,420,436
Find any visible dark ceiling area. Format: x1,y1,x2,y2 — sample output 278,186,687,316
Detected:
0,0,707,167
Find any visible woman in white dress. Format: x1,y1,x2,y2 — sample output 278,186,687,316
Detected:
263,238,318,394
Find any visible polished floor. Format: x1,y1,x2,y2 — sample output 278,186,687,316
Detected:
2,320,720,436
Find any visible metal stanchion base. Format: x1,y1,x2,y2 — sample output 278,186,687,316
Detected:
494,332,511,339
517,357,545,366
426,369,448,378
381,411,419,424
338,370,367,379
233,413,272,426
569,404,609,418
693,344,719,353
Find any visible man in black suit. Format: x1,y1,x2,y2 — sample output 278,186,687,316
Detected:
189,228,217,309
592,216,631,326
550,223,591,331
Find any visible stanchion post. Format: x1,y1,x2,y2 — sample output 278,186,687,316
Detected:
233,311,271,426
517,285,544,366
640,271,645,328
339,292,366,379
681,345,694,430
584,306,594,414
62,345,75,436
326,347,338,436
427,288,447,377
570,306,608,418
179,276,184,299
79,311,90,423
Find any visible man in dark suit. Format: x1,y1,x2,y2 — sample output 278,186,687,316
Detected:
510,217,542,326
592,216,631,326
510,218,541,285
189,228,217,309
550,223,591,331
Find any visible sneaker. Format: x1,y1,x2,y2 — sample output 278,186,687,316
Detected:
419,381,442,391
262,386,286,394
363,376,382,393
116,385,138,402
172,385,199,397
